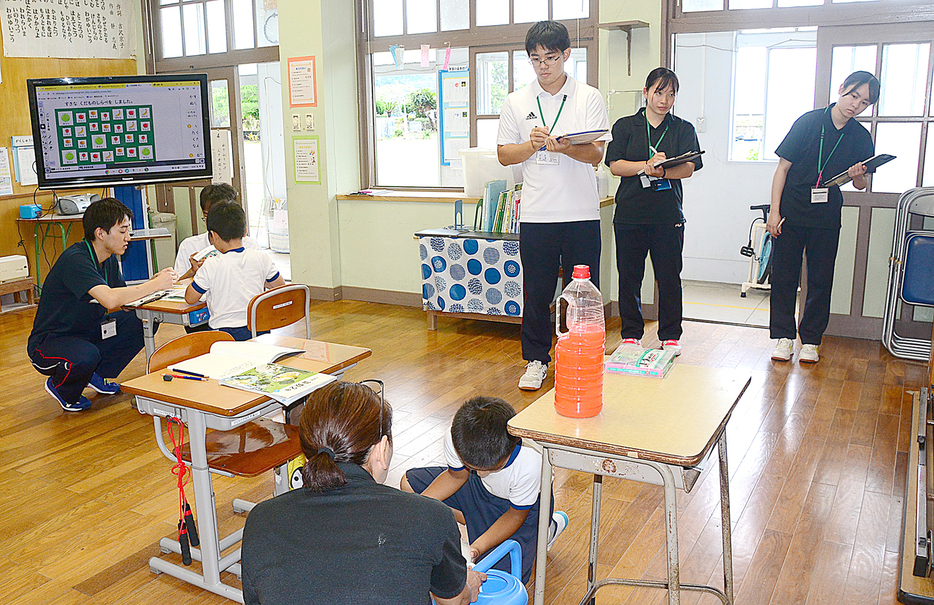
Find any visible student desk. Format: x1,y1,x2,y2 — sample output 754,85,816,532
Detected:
122,335,371,602
508,364,750,605
127,290,209,360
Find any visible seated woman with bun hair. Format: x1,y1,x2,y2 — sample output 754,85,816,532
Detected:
241,381,485,605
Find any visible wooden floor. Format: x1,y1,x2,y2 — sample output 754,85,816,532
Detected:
0,299,927,604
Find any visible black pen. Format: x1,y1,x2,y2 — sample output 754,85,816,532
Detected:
172,368,207,378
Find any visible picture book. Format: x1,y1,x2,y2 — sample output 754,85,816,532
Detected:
605,344,676,378
219,363,336,405
170,340,305,379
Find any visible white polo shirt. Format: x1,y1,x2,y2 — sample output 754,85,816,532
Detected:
174,232,259,275
191,247,280,329
497,75,610,223
443,430,542,509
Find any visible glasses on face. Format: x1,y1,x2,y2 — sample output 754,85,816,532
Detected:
358,379,386,441
529,54,562,68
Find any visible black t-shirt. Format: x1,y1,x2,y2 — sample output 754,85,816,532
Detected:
28,240,125,349
605,108,703,225
775,105,875,229
241,463,468,605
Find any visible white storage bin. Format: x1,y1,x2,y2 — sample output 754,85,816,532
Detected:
458,148,517,198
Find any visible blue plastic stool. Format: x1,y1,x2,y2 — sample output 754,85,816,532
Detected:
471,539,528,605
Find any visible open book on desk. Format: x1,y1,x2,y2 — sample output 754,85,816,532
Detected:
822,153,895,187
170,341,336,404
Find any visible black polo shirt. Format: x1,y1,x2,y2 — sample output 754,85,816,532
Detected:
241,463,468,605
775,105,874,229
28,240,125,350
605,108,703,225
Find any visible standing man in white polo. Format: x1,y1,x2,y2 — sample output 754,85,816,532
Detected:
497,20,610,390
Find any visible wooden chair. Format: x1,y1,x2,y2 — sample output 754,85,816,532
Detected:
248,284,311,339
147,331,301,496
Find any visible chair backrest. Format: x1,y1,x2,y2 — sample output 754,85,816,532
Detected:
247,284,311,339
148,330,235,372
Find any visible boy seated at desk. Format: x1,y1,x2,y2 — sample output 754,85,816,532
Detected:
185,201,285,341
174,183,259,281
401,396,569,583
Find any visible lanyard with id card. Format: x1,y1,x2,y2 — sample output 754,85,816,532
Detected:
643,114,671,191
535,94,566,166
812,108,844,204
86,240,117,340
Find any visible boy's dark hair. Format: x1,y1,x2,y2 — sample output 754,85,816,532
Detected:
645,67,679,95
83,197,133,241
199,183,239,213
525,20,571,55
206,200,247,242
841,70,881,105
451,396,521,469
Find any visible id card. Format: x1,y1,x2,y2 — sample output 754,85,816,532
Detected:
811,187,829,204
640,174,652,189
535,150,559,165
652,178,672,192
101,318,117,340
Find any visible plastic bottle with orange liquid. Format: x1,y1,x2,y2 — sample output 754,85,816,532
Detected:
554,265,605,418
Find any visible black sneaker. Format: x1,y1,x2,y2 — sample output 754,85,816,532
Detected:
46,378,93,412
88,373,121,395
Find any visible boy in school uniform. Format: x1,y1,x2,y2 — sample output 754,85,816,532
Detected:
185,201,285,341
401,396,569,583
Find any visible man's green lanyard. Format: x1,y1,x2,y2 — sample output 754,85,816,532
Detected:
537,94,567,135
816,107,844,187
85,240,108,283
646,113,670,157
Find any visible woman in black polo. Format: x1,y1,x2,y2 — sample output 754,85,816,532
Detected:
766,71,879,364
605,67,702,356
241,381,485,604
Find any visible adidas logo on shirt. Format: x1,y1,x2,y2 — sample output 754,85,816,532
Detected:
526,112,538,120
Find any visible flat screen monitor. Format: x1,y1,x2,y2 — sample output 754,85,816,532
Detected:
27,74,212,189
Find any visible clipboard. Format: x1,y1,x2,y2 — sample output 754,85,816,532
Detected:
822,153,896,187
637,150,705,175
555,129,609,145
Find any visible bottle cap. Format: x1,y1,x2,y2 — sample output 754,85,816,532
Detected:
572,265,590,279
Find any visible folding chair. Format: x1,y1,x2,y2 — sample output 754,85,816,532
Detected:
248,284,311,339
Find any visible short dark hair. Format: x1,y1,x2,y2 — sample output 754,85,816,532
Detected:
451,397,520,470
645,67,679,95
299,381,393,492
83,197,133,241
206,201,246,242
525,20,570,55
199,183,239,213
841,70,881,105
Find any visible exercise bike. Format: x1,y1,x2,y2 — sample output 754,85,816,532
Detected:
740,204,773,297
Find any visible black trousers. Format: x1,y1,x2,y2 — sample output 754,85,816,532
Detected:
615,223,684,341
519,220,601,364
28,310,148,404
769,224,840,345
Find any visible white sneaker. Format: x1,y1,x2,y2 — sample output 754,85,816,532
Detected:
518,361,547,391
799,344,820,363
661,339,682,356
621,338,640,346
547,511,569,550
771,338,794,361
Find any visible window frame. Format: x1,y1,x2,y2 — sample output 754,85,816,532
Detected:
355,0,598,190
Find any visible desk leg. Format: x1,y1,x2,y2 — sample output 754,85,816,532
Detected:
137,309,157,361
33,225,41,291
188,412,224,591
718,434,734,604
586,475,603,604
534,448,553,605
658,464,681,605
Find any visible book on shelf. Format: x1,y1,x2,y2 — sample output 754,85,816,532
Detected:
604,344,676,378
170,340,335,404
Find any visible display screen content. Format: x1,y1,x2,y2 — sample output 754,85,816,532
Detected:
27,75,212,189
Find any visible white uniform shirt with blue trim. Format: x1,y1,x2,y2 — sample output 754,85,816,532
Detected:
443,430,542,509
191,247,280,329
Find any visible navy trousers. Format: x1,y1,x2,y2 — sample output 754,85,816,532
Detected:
615,223,685,341
28,310,149,404
405,466,552,584
519,220,601,364
769,224,841,345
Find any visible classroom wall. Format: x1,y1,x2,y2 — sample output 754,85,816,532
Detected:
0,0,145,280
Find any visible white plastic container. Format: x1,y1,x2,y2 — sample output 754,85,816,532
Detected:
458,148,516,198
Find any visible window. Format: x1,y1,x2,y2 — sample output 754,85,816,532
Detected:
358,0,597,188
